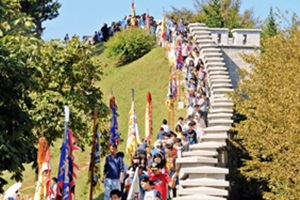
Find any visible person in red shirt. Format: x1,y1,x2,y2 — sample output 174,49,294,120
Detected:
148,162,177,200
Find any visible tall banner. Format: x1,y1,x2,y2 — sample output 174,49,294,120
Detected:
161,13,167,40
126,90,140,155
34,137,51,200
109,95,120,145
145,91,153,142
56,129,81,200
88,123,102,193
127,167,140,200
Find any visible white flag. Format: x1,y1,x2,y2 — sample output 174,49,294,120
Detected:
127,167,140,200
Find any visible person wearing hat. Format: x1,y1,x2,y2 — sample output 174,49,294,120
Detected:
140,177,162,200
151,140,163,157
148,162,177,200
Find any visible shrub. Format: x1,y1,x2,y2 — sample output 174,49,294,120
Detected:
104,28,155,66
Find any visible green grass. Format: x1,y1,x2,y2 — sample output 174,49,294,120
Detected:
2,45,187,200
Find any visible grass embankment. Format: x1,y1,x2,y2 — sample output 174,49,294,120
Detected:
2,45,186,200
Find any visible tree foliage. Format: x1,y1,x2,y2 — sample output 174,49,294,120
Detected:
261,7,278,39
0,0,39,192
104,28,155,66
195,0,258,29
233,28,300,199
0,0,110,192
20,0,61,35
29,37,110,147
165,6,197,23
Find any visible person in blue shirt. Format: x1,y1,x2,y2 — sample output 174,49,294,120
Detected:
102,144,124,200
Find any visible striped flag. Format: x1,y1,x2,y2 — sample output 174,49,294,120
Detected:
34,137,51,200
127,167,140,200
145,91,153,142
126,99,140,155
56,129,81,200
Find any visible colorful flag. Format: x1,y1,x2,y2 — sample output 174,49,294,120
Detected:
145,91,152,142
109,95,120,145
131,1,136,17
34,137,51,200
88,123,102,193
146,12,150,34
172,74,177,102
126,99,140,155
161,13,167,40
176,44,184,70
127,167,140,200
56,129,81,200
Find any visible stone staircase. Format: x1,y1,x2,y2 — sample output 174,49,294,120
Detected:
174,23,233,200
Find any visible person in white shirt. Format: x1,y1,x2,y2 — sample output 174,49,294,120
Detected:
160,119,170,133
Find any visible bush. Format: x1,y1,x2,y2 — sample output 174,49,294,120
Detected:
104,28,155,66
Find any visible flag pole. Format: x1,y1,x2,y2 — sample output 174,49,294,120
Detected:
130,89,134,163
89,109,98,200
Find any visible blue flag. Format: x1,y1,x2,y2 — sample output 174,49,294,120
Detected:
110,106,120,145
56,129,80,200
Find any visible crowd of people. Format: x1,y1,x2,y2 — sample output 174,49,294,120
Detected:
102,33,211,198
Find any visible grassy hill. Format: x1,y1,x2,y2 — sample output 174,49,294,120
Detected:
2,46,186,200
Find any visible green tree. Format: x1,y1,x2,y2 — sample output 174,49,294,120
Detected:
194,0,257,29
0,0,39,192
30,37,110,147
104,28,155,66
261,7,278,39
233,28,300,199
165,6,196,23
20,0,61,36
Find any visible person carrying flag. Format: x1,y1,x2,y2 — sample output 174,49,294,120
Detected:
102,144,124,200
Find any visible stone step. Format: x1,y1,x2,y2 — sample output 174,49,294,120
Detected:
174,194,226,200
180,178,229,188
212,88,234,94
190,26,209,31
210,83,232,90
198,39,216,44
176,156,218,165
209,75,230,80
201,48,221,54
208,67,228,72
203,52,223,58
177,186,228,197
205,57,224,63
208,113,233,120
194,35,213,40
179,166,229,179
205,61,226,67
189,23,206,28
182,150,218,157
211,97,233,104
209,108,234,114
200,43,218,49
209,71,229,77
210,79,231,84
189,141,226,151
209,119,233,127
201,133,228,143
211,83,232,89
204,125,231,133
210,102,234,108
